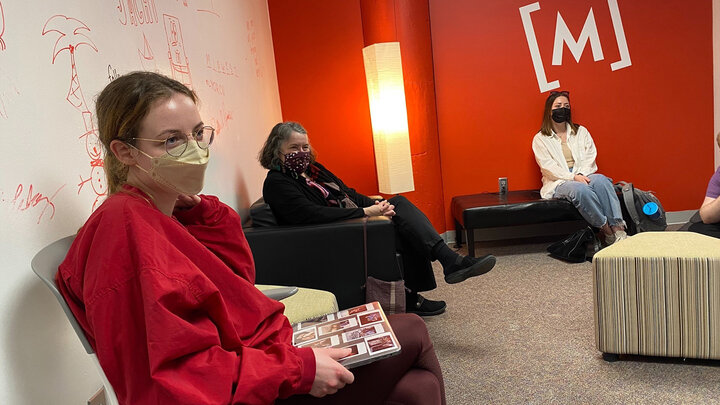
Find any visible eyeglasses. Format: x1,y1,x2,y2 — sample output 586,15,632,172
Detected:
131,126,215,157
550,90,569,97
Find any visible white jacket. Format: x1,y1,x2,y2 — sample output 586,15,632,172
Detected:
531,124,598,199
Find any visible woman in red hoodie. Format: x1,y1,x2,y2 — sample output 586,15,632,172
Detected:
56,71,444,405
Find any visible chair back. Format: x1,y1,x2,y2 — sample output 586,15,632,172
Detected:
30,236,298,405
31,235,119,405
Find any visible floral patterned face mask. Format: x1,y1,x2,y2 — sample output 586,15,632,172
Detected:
282,151,311,176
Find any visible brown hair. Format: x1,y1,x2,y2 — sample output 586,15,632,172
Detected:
540,90,579,136
96,71,197,194
258,121,315,170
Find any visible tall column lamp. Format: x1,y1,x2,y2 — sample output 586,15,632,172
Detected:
362,41,415,194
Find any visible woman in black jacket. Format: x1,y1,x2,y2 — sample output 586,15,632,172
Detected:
259,122,496,316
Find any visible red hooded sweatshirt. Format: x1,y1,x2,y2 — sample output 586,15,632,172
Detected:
57,185,315,404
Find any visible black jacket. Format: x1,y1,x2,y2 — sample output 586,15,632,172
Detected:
262,162,376,225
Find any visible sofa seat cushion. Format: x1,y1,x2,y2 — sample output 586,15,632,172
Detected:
451,190,584,228
256,284,339,324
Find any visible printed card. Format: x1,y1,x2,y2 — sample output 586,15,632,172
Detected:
292,327,318,345
338,343,368,363
341,324,386,343
365,332,398,355
358,310,383,326
298,335,340,348
338,304,371,318
318,318,359,336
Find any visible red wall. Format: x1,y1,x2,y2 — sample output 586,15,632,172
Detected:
269,0,446,231
268,1,377,197
430,0,714,226
270,0,714,232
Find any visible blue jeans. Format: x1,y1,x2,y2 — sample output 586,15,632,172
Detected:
553,173,625,228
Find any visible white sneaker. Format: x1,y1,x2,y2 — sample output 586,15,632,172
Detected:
614,230,628,243
603,232,616,246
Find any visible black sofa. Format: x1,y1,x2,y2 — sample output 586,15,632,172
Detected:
243,199,403,310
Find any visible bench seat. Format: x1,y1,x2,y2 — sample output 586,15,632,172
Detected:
451,190,588,257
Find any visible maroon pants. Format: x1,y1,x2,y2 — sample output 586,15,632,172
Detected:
278,313,445,405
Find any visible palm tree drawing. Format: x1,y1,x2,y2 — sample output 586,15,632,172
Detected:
42,15,106,210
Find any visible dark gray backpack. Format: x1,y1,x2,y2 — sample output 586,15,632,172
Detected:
614,181,667,235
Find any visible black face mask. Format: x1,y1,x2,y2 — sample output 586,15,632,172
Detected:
551,107,571,123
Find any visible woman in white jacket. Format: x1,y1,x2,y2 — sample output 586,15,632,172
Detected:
531,91,627,245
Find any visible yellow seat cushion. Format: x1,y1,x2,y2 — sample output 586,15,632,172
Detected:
594,231,720,259
256,285,339,325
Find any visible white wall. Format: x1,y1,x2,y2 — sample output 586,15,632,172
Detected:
0,1,281,403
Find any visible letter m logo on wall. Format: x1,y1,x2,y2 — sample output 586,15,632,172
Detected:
519,0,632,92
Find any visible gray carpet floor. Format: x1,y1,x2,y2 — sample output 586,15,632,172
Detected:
421,237,720,404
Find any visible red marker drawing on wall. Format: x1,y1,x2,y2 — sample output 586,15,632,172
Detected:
42,15,107,210
11,183,66,224
163,14,192,88
0,1,6,50
138,31,158,72
117,0,158,26
209,103,232,136
197,0,220,18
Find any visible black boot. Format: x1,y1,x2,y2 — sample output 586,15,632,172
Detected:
444,254,496,284
406,291,446,316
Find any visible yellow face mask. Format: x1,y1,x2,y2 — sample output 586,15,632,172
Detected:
132,141,210,195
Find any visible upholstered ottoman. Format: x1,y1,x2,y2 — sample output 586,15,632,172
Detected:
593,232,720,361
257,285,339,324
451,190,587,257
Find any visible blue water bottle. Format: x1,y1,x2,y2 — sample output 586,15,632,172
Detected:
642,202,661,220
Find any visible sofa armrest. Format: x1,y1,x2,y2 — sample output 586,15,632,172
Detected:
245,216,401,309
257,286,299,300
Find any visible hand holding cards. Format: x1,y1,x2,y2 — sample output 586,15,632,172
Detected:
292,301,401,369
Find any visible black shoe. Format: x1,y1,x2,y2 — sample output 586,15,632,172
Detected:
444,254,496,284
406,293,446,316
